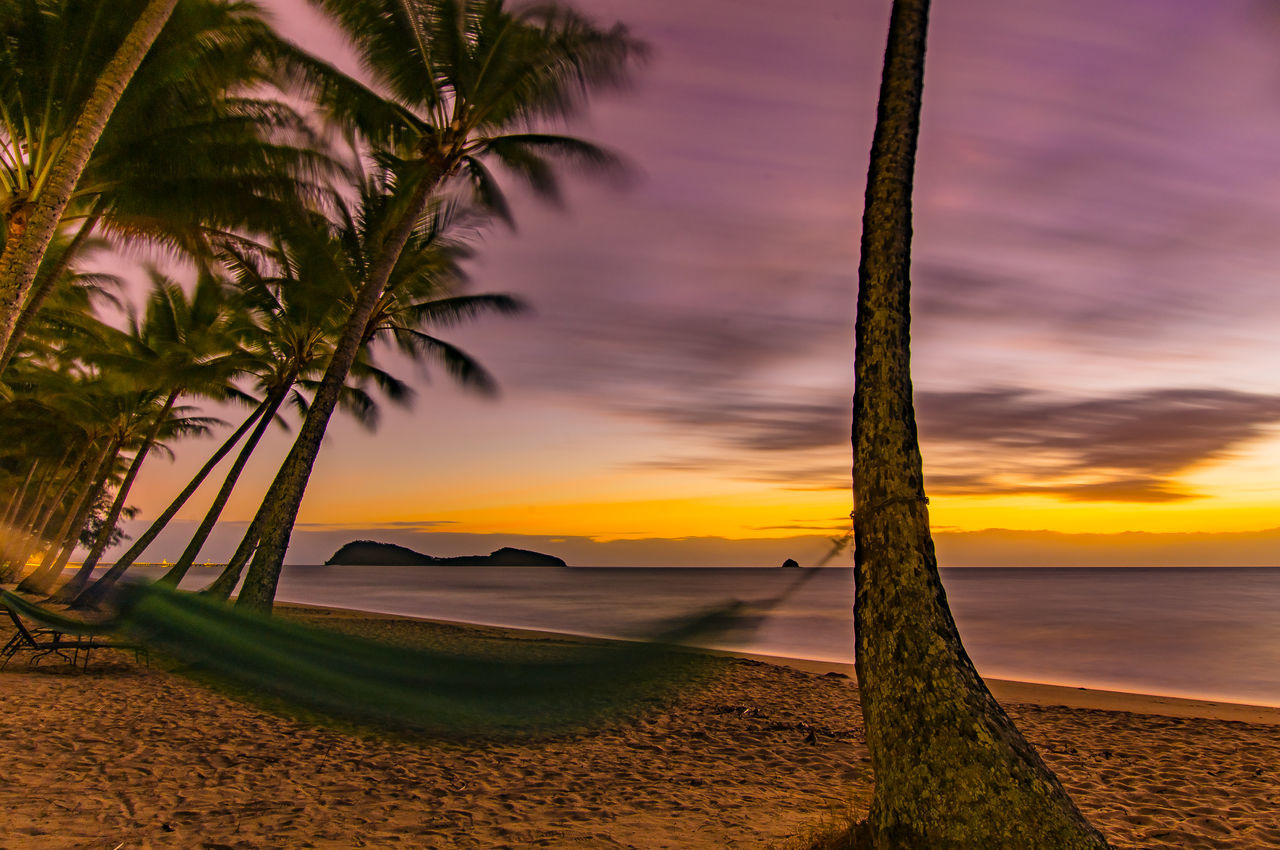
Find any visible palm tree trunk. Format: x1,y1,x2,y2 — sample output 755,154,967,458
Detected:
157,384,290,589
16,439,112,583
58,391,177,604
237,172,441,613
77,398,271,602
0,212,101,377
2,461,41,543
0,463,39,578
5,442,87,576
2,462,36,530
201,509,263,600
13,457,57,536
17,437,117,594
0,0,179,355
23,443,85,535
851,3,1108,847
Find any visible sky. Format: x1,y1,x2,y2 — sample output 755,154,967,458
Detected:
116,0,1280,566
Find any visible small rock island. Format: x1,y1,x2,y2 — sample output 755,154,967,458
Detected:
325,541,567,567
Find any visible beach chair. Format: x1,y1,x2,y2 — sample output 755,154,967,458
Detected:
1,590,147,670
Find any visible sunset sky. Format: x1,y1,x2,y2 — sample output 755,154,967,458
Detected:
118,0,1280,566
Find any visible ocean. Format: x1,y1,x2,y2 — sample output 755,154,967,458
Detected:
140,564,1280,708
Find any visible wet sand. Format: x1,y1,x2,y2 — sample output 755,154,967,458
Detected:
1,603,1277,849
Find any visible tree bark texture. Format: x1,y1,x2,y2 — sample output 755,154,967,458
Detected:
0,0,179,355
851,2,1109,847
236,172,441,612
201,509,262,600
0,213,101,377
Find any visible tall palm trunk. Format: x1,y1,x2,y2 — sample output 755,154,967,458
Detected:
5,442,87,576
58,391,177,603
3,461,42,545
0,0,180,355
0,463,39,578
202,506,264,599
0,213,101,377
15,456,60,536
17,436,117,594
237,172,441,612
2,463,37,531
16,440,113,585
851,3,1108,847
74,397,273,606
158,383,291,589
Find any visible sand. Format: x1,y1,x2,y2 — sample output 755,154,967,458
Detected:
2,603,1278,849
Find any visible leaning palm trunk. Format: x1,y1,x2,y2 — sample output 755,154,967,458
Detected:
0,464,39,578
850,2,1109,847
5,443,88,577
59,393,177,604
20,450,74,540
236,174,440,612
2,463,37,532
17,440,117,594
201,507,264,600
0,0,180,356
2,462,45,559
0,213,102,378
75,398,273,606
157,384,291,590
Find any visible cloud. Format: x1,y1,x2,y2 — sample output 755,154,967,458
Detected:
917,387,1280,500
248,0,1280,522
626,385,1280,502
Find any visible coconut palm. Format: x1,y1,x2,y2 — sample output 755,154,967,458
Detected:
0,0,181,354
0,258,124,575
0,398,85,578
234,0,645,612
91,239,346,593
197,183,517,601
53,272,244,604
847,2,1109,847
14,374,151,594
0,0,333,371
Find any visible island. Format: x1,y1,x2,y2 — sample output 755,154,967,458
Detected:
324,541,567,567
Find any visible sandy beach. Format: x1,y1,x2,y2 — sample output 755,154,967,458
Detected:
2,603,1279,849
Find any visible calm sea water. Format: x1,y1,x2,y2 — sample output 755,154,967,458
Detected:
141,565,1280,708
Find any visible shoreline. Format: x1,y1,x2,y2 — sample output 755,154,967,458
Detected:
5,598,1280,847
276,601,1280,725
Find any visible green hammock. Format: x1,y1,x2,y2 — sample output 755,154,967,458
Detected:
2,588,119,636
107,582,755,738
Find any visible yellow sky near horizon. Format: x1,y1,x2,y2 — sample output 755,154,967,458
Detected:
294,437,1280,542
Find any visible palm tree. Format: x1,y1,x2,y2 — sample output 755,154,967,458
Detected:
234,0,644,611
55,272,242,604
847,2,1109,847
0,400,83,578
0,0,332,369
0,0,181,354
98,237,347,592
14,376,144,594
82,392,275,588
197,184,516,601
0,269,124,578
